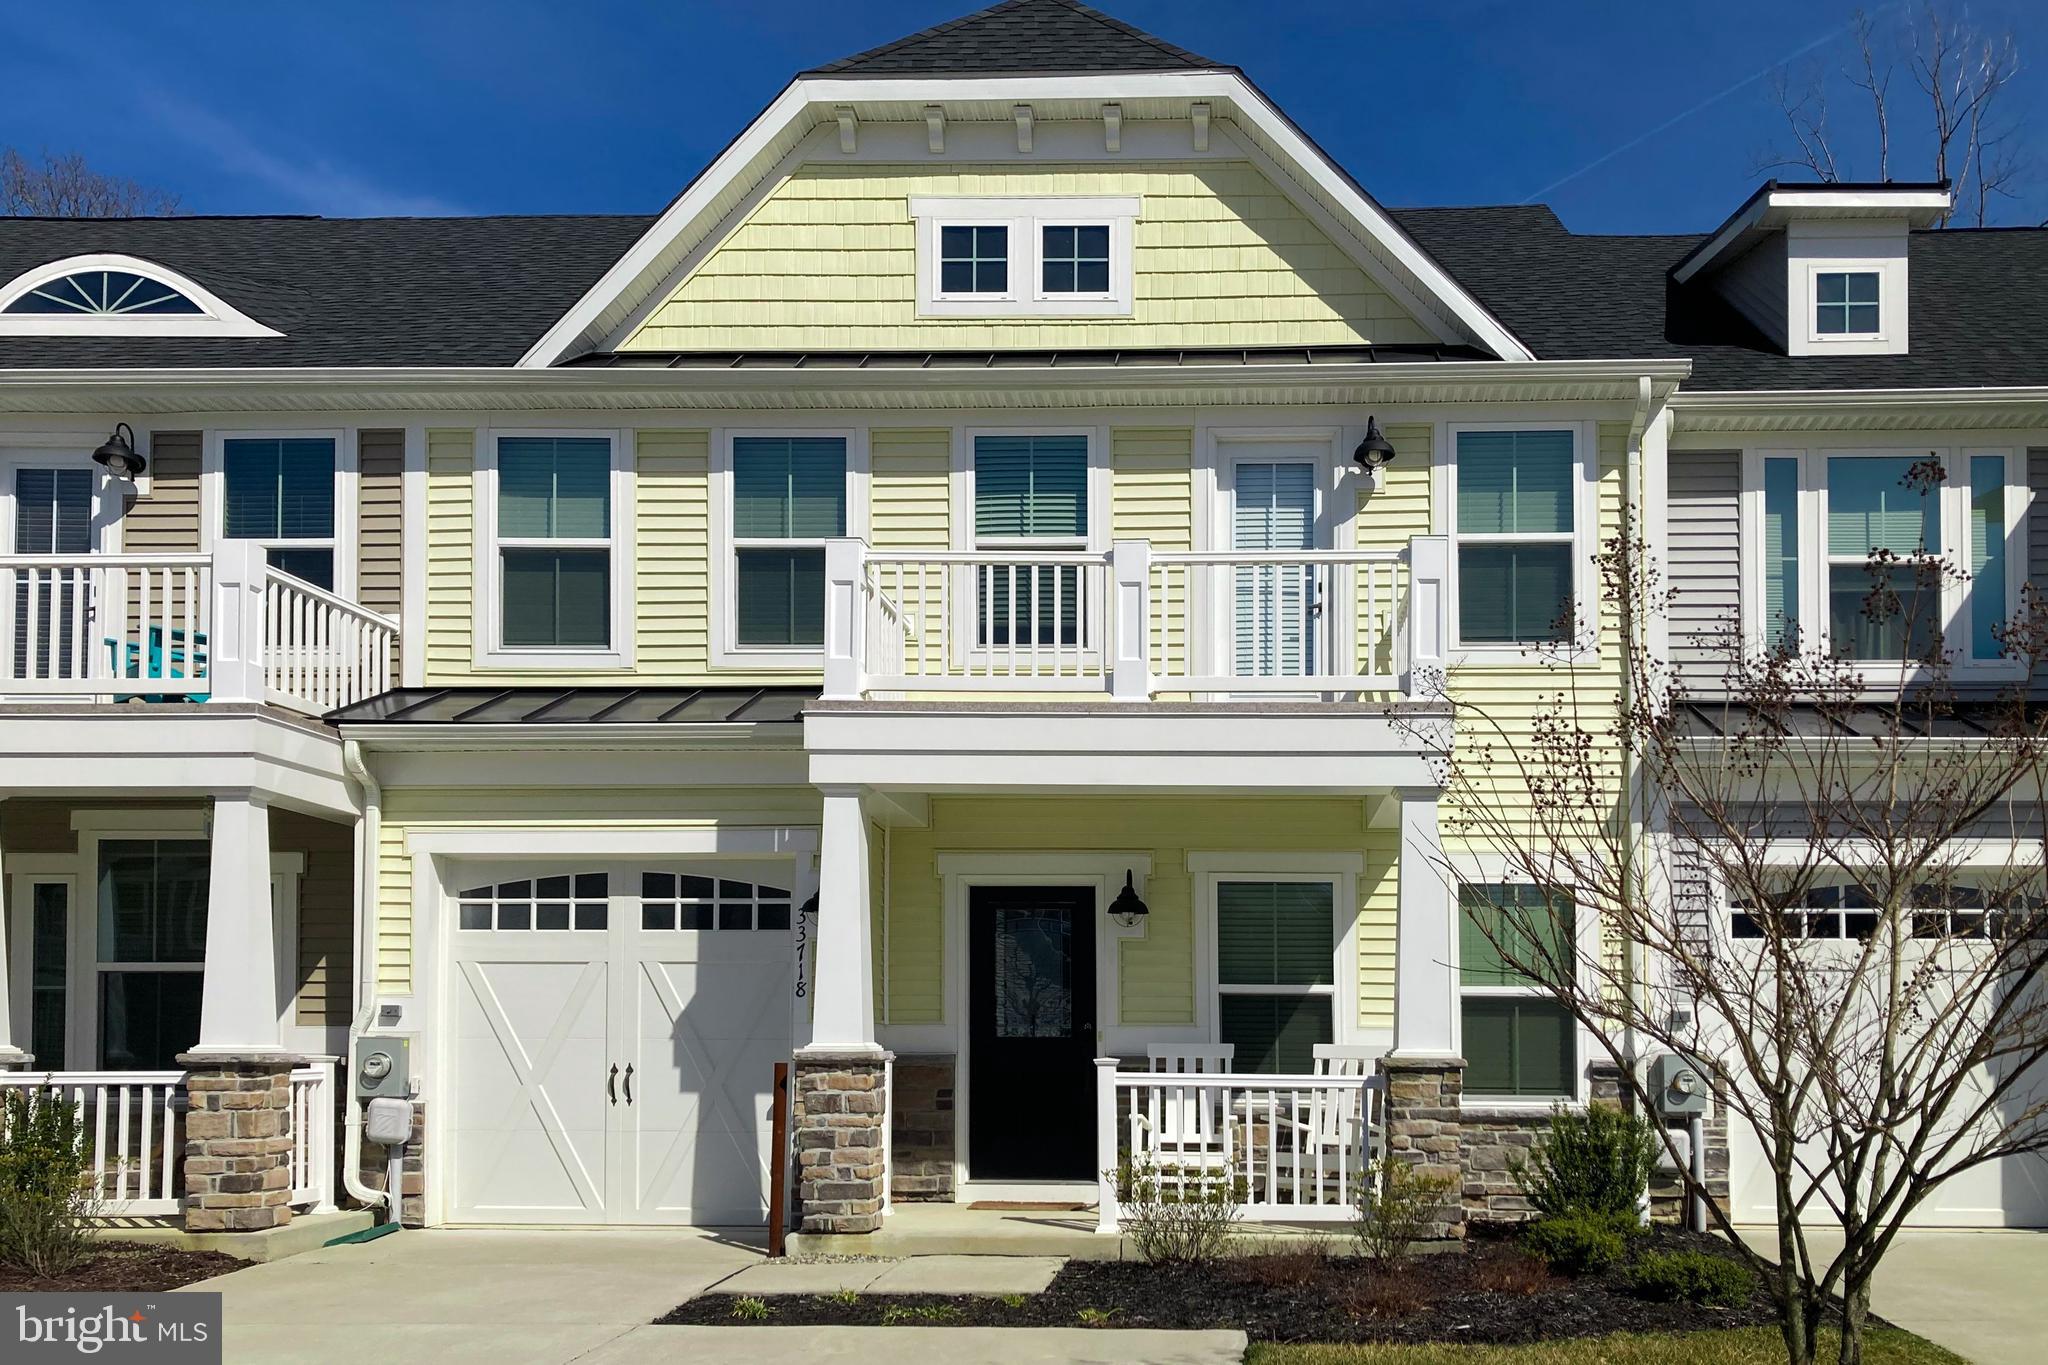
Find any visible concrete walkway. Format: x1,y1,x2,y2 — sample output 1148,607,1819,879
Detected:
1737,1226,2048,1365
186,1229,1242,1364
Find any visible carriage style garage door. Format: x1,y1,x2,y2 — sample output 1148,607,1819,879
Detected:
447,861,794,1226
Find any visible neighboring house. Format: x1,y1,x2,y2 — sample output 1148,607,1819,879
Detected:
0,0,2040,1237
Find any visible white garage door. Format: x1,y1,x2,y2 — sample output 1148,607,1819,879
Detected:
448,862,794,1226
1728,1079,2048,1228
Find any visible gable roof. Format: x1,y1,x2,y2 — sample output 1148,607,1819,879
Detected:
804,0,1224,76
1392,206,2048,392
0,214,649,368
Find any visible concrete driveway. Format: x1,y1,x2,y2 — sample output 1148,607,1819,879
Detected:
186,1227,763,1365
1739,1227,2048,1365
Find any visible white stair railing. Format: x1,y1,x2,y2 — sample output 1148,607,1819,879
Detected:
262,570,396,715
1094,1059,1386,1230
288,1057,339,1212
0,1071,187,1215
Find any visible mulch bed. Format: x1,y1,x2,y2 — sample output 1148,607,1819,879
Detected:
663,1225,1856,1345
0,1241,242,1293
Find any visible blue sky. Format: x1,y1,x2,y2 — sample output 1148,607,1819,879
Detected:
4,1,2045,232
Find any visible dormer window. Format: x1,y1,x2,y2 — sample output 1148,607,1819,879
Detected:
1814,270,1880,335
0,253,281,337
912,196,1138,317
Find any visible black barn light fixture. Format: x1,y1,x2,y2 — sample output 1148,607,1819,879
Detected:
1108,870,1149,928
1351,415,1396,471
92,422,146,480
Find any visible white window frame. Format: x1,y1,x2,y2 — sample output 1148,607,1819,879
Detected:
1798,256,1906,354
203,428,357,599
5,859,75,1069
1190,852,1364,1067
953,426,1110,665
709,426,866,672
1448,864,1596,1111
1442,421,1598,660
911,197,1140,318
1810,267,1883,339
0,253,283,338
1738,443,2029,682
471,427,635,671
0,446,118,557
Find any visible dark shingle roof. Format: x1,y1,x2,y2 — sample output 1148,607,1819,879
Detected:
328,686,814,726
1391,205,2048,391
804,0,1224,76
0,214,653,368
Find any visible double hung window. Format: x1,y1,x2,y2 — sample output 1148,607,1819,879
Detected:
96,839,208,1071
222,436,336,590
973,434,1088,648
1214,880,1336,1073
1454,429,1577,646
1459,884,1576,1098
731,436,847,649
496,436,614,651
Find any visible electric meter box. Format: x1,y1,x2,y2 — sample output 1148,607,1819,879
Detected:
364,1097,415,1146
1648,1052,1710,1117
352,1035,410,1101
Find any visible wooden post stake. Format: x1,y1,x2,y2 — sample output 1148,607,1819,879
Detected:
768,1061,791,1258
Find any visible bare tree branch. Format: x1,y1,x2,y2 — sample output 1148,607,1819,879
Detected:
0,148,180,218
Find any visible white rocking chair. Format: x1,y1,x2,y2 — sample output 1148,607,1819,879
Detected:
1269,1044,1384,1198
1127,1044,1236,1182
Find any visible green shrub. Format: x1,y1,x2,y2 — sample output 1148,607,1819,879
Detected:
1511,1103,1659,1218
1520,1210,1634,1275
1114,1156,1247,1264
0,1083,98,1277
728,1296,770,1321
1628,1249,1752,1307
1351,1157,1459,1265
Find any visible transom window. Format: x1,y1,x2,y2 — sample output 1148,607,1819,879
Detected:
1040,225,1110,295
1214,880,1335,1073
939,225,1009,297
1815,271,1880,335
222,436,337,591
1454,429,1577,646
3,269,201,316
731,436,847,649
496,436,613,651
1459,884,1576,1098
640,873,792,931
457,873,609,932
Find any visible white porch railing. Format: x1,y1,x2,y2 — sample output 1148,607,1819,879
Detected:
0,540,395,715
826,535,1448,701
0,1059,339,1218
288,1056,339,1213
0,1071,187,1215
1094,1060,1386,1228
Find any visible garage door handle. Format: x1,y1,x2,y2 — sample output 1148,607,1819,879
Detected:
607,1064,618,1104
624,1064,634,1105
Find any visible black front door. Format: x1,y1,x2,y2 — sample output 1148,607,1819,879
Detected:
967,885,1097,1181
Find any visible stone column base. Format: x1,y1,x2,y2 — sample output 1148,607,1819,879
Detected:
0,1047,33,1072
888,1055,955,1203
793,1049,892,1234
1378,1054,1467,1241
178,1052,300,1233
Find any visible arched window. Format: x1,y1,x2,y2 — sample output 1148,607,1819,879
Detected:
3,268,204,316
0,254,281,337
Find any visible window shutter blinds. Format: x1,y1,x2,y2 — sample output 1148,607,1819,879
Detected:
1456,430,1572,535
499,437,610,539
1459,884,1573,988
1762,457,1800,648
1826,456,1936,555
1232,462,1316,676
11,468,93,679
276,439,335,539
733,437,847,539
223,438,334,540
1216,881,1333,986
1458,544,1571,643
1218,995,1332,1075
223,440,281,539
974,435,1087,538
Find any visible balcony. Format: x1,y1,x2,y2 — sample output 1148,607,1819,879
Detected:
822,534,1448,702
0,541,396,717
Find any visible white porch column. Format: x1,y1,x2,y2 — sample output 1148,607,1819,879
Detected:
0,816,26,1068
1390,786,1459,1058
799,785,880,1057
189,791,289,1057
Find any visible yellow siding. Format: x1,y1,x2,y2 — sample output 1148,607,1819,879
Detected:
374,786,821,993
635,429,711,674
624,163,1433,352
1113,426,1193,676
870,428,951,550
879,795,1397,1032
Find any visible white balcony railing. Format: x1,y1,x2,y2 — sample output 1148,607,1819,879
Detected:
1094,1060,1386,1227
827,534,1448,700
288,1056,340,1213
0,541,395,715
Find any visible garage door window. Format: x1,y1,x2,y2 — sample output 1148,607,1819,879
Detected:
640,872,792,931
457,873,609,931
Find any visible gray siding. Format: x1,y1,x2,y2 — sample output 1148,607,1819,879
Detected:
123,430,200,552
358,429,404,679
1715,235,1789,350
1668,450,1742,691
2030,449,2048,600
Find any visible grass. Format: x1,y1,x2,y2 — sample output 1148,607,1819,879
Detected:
1247,1328,1966,1365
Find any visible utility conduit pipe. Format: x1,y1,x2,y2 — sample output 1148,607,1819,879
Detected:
340,739,392,1216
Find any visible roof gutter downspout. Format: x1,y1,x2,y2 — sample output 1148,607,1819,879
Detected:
340,739,391,1215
